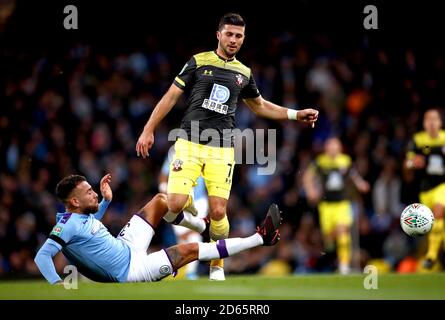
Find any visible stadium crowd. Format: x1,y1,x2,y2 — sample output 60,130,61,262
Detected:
1,14,444,279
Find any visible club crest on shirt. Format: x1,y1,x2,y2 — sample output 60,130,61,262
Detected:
172,159,184,172
235,74,243,86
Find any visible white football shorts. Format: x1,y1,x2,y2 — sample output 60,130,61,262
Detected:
117,214,173,282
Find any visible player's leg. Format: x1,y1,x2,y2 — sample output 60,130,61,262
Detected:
163,139,206,233
138,193,169,228
184,193,208,279
122,193,203,283
164,193,206,232
171,225,202,279
335,201,353,274
140,204,282,282
318,201,336,251
118,193,169,254
169,177,208,279
422,185,445,269
207,196,229,280
202,145,235,281
318,201,337,270
336,225,352,274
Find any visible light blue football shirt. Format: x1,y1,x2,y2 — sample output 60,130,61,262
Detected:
35,200,131,283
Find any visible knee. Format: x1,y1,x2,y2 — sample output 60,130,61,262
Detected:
336,225,350,236
432,205,444,219
153,193,167,205
167,195,187,214
150,193,167,211
139,193,168,221
209,205,226,221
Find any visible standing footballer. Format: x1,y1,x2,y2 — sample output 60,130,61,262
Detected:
136,13,318,280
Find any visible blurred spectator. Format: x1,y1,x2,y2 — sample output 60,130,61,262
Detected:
372,156,402,233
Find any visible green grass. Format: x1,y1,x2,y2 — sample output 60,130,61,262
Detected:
1,273,445,300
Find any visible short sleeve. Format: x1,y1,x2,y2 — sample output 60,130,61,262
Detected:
240,74,260,99
173,57,197,90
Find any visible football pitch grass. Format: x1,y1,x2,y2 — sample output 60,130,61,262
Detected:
1,273,445,300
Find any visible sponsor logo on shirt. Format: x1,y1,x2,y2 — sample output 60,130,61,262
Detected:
201,84,230,115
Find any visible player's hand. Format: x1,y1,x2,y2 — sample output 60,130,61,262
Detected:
412,154,426,169
136,129,154,159
357,180,371,193
306,189,320,205
297,108,319,128
100,174,113,201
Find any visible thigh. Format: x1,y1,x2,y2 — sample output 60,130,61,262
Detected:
335,201,353,228
117,215,153,253
202,147,235,200
318,202,336,236
432,183,445,207
126,250,173,282
167,139,203,195
420,189,434,209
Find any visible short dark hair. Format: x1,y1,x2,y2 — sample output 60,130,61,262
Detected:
55,175,86,203
218,13,245,31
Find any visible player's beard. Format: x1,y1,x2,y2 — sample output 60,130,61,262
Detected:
83,203,99,214
222,44,238,59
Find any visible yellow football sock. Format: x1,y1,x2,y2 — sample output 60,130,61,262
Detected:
337,232,351,266
209,215,230,240
210,244,224,268
426,218,444,262
210,215,230,268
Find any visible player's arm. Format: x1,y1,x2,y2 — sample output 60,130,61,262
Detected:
136,84,184,158
303,163,321,204
405,139,425,169
94,174,112,220
136,57,196,159
349,167,370,193
94,199,111,220
243,96,319,126
34,239,63,284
